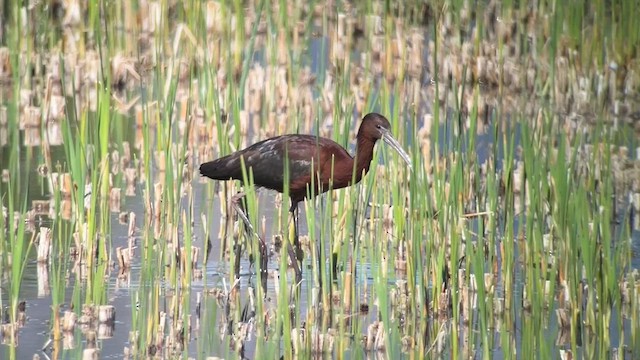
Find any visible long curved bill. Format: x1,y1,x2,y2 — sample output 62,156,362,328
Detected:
381,130,413,170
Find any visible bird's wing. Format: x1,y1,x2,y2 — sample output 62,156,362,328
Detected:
222,135,354,196
233,136,315,192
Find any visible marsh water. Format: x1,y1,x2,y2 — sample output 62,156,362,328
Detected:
1,1,640,359
5,114,639,358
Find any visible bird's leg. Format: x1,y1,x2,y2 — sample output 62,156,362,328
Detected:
289,202,299,246
289,202,304,260
230,193,247,280
288,201,302,283
230,192,268,291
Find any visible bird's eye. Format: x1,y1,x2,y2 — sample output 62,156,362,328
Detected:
376,124,382,129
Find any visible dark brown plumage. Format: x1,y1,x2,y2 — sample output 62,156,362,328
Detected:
199,112,412,208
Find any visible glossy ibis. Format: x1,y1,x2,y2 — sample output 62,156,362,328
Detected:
200,113,412,280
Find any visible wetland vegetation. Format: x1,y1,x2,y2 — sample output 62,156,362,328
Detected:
0,0,639,359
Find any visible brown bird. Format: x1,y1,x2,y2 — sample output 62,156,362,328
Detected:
200,113,412,279
200,113,411,204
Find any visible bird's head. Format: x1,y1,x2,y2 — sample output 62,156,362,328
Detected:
360,113,412,169
362,113,392,140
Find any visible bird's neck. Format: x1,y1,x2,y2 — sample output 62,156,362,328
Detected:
353,136,376,182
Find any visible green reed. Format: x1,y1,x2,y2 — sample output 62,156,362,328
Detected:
5,185,32,347
1,0,639,358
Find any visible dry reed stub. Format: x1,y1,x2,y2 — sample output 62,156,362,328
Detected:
24,209,37,232
24,127,42,147
61,329,77,351
343,271,353,309
97,320,115,340
16,301,26,325
493,297,505,316
436,287,451,320
290,327,306,354
117,212,129,225
32,200,50,215
109,187,121,212
179,246,200,274
555,308,570,330
116,247,132,270
78,304,96,326
110,150,121,175
230,317,252,351
632,192,640,212
484,273,495,294
120,142,132,168
124,168,137,196
0,127,6,148
395,258,407,273
468,273,477,292
37,227,52,263
401,335,415,353
82,348,99,360
46,92,66,122
97,305,116,324
621,280,633,306
310,328,335,354
559,349,573,360
111,54,140,91
82,331,97,353
127,212,136,238
62,310,77,332
330,290,342,308
128,331,139,351
364,321,386,351
0,323,17,345
0,47,11,80
19,89,33,111
460,287,476,324
21,105,41,129
392,280,410,313
50,172,73,198
37,263,50,297
153,181,163,220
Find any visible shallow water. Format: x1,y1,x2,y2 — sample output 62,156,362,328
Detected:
3,115,639,358
1,2,640,359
